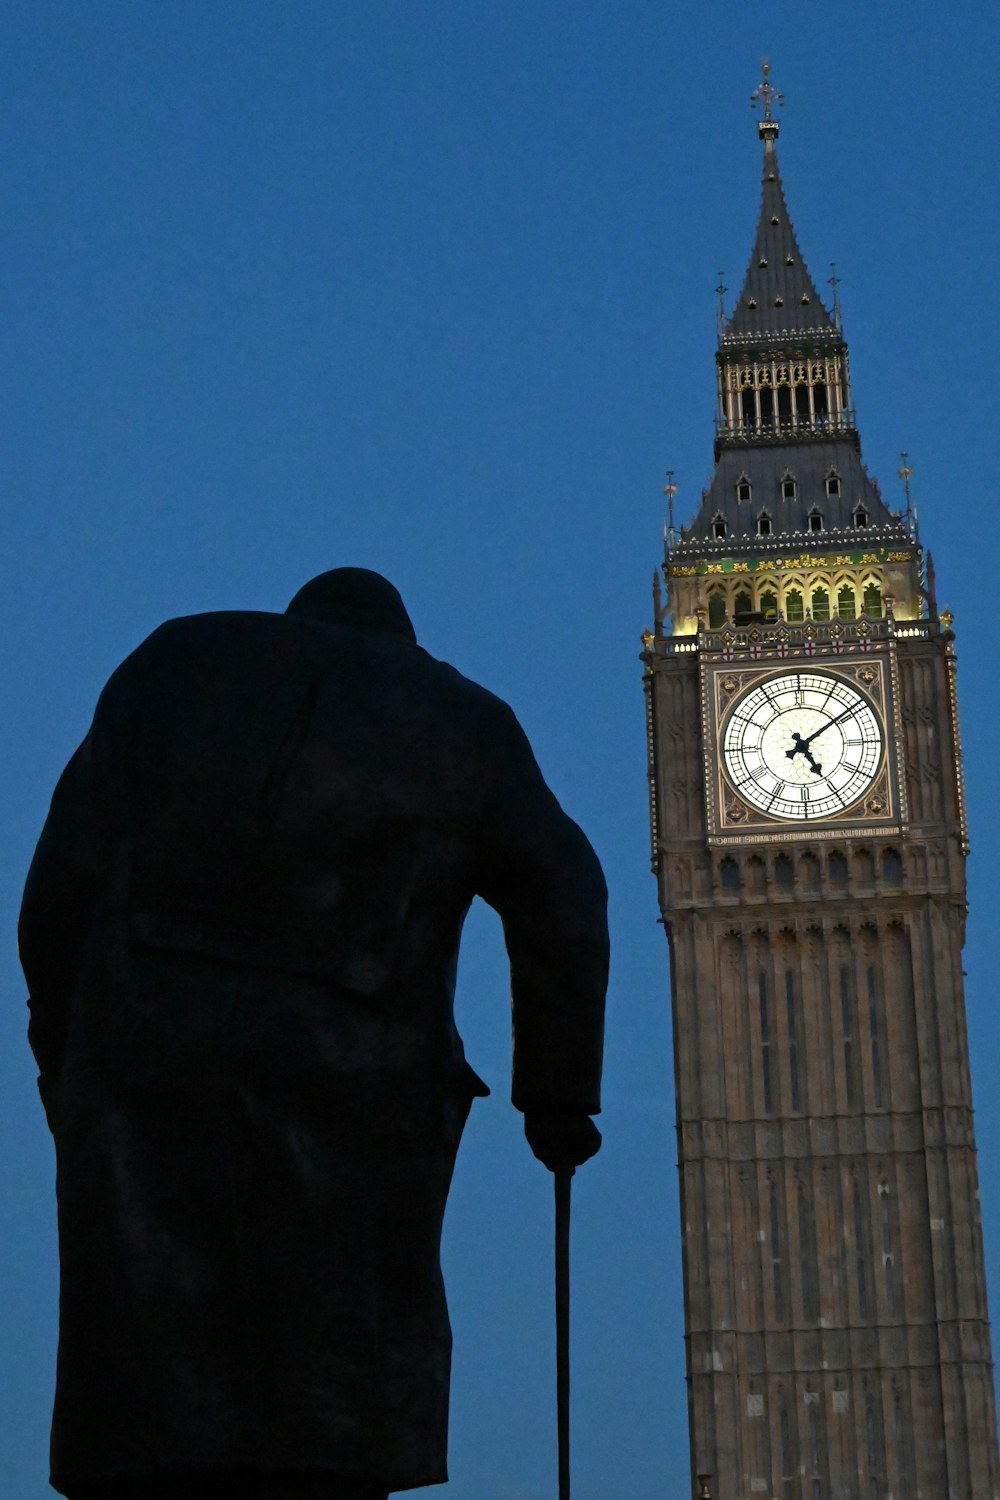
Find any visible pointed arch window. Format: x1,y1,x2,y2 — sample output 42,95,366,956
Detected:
808,508,824,532
781,472,797,501
708,591,727,628
785,588,804,622
735,589,753,622
736,475,752,504
760,589,778,621
712,513,727,539
862,580,883,617
825,470,841,498
837,584,857,619
811,587,830,621
757,511,772,537
853,505,870,528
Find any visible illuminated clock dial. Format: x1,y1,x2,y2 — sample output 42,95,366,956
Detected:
722,670,884,821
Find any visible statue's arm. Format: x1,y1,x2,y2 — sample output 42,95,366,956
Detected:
19,686,130,1096
475,707,609,1119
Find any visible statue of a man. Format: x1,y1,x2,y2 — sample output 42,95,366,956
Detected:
20,569,608,1500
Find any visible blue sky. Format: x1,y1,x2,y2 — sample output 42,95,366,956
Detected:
3,4,1000,1498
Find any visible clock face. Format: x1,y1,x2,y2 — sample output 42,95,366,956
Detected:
722,670,884,821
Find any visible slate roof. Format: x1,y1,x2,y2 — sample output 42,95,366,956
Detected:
726,139,834,340
677,435,897,547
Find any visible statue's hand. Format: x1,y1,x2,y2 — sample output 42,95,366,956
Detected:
523,1105,602,1173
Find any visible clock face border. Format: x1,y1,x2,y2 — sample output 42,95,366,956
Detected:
701,655,902,843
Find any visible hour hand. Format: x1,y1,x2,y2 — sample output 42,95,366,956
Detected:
786,731,823,776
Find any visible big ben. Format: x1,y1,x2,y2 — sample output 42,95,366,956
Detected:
644,67,1000,1498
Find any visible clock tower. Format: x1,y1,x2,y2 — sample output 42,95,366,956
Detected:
644,67,1000,1497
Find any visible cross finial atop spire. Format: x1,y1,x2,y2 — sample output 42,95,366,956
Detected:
751,58,783,144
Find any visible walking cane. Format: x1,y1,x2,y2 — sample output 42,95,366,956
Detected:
555,1167,574,1500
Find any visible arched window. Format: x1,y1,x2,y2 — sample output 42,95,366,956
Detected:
826,471,841,498
798,1181,818,1322
720,856,740,889
837,584,857,619
808,508,824,532
760,589,778,620
708,591,727,628
781,472,796,500
863,580,883,616
775,853,794,886
785,588,804,622
770,1177,785,1319
757,511,772,536
829,850,848,885
785,966,801,1111
759,969,774,1115
737,475,752,503
854,1178,870,1319
882,848,903,883
735,589,753,621
712,513,727,539
811,587,830,621
853,505,870,528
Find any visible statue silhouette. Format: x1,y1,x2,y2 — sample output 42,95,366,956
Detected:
20,569,608,1500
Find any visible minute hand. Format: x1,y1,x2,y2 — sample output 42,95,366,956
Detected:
798,704,857,750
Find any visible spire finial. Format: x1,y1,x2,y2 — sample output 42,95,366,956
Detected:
828,262,843,330
715,272,728,336
663,470,678,550
898,451,915,535
751,58,783,143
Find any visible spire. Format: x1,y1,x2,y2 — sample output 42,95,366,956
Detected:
727,63,834,339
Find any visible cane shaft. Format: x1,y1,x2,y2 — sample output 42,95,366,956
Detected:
555,1169,573,1500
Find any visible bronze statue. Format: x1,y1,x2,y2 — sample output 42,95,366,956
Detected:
20,569,608,1500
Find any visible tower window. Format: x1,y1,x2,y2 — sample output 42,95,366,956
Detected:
720,856,740,889
759,971,774,1116
781,474,796,500
811,587,830,621
785,588,804,622
808,510,824,532
854,506,870,528
734,589,753,621
708,591,727,628
826,472,841,498
863,581,883,616
713,515,727,539
737,478,752,503
757,512,772,537
837,585,857,619
760,589,778,621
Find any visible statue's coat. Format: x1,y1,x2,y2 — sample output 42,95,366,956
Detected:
20,595,608,1496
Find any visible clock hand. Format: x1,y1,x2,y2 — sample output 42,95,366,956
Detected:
797,703,856,752
785,732,823,776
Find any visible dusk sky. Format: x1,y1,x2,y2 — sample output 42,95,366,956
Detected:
4,5,1000,1498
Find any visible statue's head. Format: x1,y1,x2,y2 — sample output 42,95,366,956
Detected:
286,568,416,642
